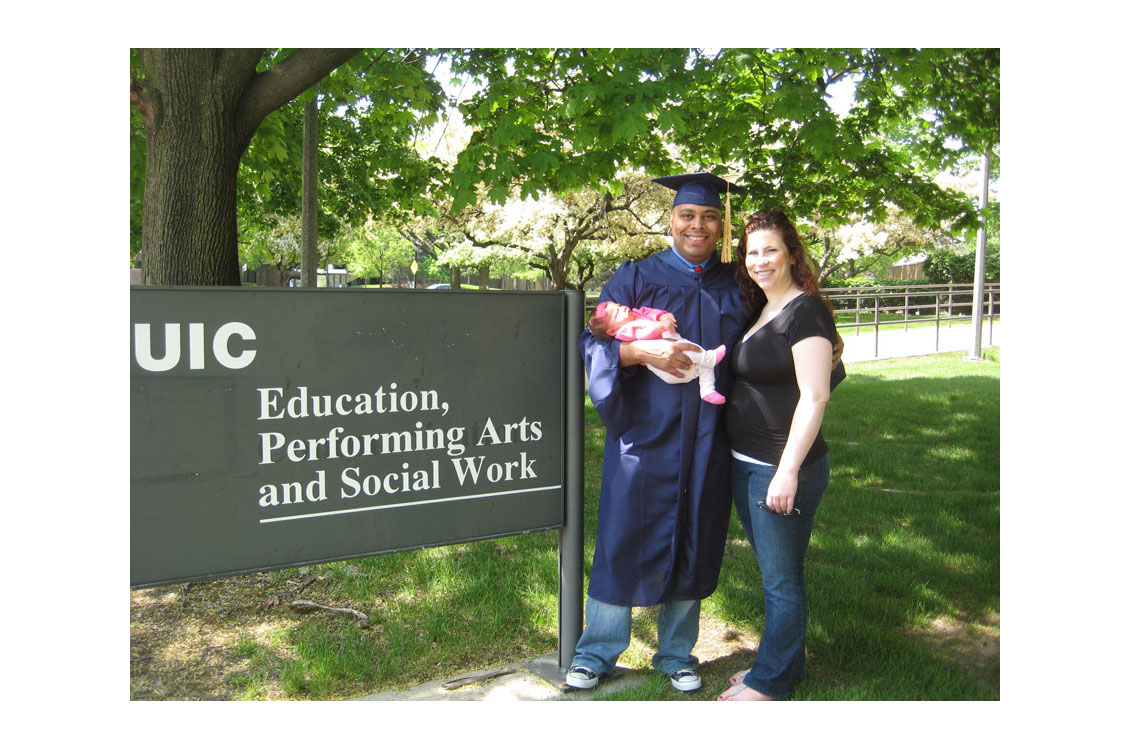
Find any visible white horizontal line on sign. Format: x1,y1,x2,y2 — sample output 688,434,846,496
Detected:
259,485,564,524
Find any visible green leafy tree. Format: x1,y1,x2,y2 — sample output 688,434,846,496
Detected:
445,48,695,211
389,190,477,287
341,224,416,286
131,48,447,285
236,51,447,235
132,48,999,285
923,199,1000,284
447,48,998,240
923,245,1000,284
130,91,146,261
131,49,362,285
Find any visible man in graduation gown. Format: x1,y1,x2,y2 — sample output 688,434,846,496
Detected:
566,173,749,693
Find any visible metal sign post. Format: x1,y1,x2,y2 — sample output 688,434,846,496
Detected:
559,290,584,670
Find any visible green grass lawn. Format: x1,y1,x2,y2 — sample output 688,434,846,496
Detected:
577,348,1000,701
131,348,999,700
706,348,999,700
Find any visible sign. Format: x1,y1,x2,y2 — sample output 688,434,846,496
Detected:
131,287,567,588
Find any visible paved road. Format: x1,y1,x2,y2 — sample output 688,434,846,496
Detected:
840,319,1000,363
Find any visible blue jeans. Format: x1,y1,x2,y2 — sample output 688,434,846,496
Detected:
731,452,830,700
570,596,700,676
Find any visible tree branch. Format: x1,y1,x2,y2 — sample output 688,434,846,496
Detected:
820,61,868,93
290,599,370,627
237,48,363,143
461,228,544,257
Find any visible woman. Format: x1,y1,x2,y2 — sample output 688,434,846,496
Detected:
718,208,843,701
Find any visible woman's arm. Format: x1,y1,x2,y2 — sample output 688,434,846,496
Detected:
764,335,833,514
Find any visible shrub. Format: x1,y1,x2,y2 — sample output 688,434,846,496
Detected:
923,247,1000,284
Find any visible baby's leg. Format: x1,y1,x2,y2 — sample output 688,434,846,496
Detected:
693,344,728,404
646,364,693,384
647,334,700,384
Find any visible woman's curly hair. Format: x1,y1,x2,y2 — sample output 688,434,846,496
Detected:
734,208,832,315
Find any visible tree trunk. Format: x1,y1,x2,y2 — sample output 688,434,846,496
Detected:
134,48,360,286
546,241,574,291
478,263,490,290
138,50,255,285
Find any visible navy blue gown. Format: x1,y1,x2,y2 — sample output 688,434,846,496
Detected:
581,249,749,606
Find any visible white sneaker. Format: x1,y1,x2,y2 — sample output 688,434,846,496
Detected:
566,665,600,689
670,669,702,692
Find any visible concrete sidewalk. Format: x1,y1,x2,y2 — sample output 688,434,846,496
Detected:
353,653,646,701
840,320,1000,363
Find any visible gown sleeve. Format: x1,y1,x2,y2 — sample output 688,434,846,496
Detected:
580,262,640,441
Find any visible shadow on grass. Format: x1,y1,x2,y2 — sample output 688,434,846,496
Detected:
275,530,567,698
712,367,1000,700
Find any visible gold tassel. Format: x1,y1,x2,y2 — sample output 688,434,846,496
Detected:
721,185,733,263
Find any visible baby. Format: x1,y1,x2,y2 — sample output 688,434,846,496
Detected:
588,301,727,405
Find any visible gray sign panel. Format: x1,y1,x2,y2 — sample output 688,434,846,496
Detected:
131,287,566,588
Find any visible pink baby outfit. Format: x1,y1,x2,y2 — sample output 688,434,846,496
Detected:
610,306,727,405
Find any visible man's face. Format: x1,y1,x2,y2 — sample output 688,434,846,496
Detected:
669,204,722,264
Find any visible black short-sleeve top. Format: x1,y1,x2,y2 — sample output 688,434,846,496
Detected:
725,293,841,466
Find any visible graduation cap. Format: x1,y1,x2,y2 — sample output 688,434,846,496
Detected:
651,172,740,262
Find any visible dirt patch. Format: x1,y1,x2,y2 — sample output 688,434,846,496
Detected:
694,615,761,662
130,572,317,700
906,612,1000,696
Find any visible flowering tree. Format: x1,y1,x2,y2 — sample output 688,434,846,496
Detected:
435,240,530,289
241,214,338,286
798,150,999,284
803,209,961,283
453,172,670,290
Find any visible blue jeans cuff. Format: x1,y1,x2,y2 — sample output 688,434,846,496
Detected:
652,654,700,675
569,658,609,677
744,674,789,700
